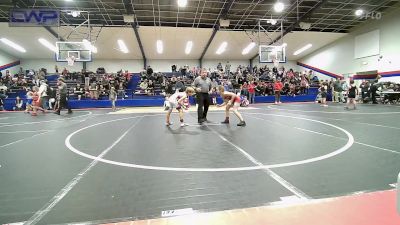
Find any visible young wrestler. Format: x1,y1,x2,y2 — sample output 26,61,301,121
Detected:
165,87,195,127
217,85,246,126
31,87,46,116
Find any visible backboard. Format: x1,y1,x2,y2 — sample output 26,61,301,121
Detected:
56,41,92,62
259,45,286,63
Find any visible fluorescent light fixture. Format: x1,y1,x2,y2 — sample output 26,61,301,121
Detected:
157,40,163,54
282,42,287,47
82,39,97,54
0,38,26,53
216,42,227,55
268,19,277,25
242,42,256,55
355,9,363,16
38,38,57,52
185,41,193,54
91,46,98,54
65,0,73,2
177,0,187,7
293,43,312,56
274,2,285,13
117,39,128,53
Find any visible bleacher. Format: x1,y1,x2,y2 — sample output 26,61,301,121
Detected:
1,69,320,111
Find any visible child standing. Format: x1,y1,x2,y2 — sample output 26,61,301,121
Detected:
211,87,218,105
320,86,328,107
217,86,246,126
109,86,117,111
274,78,283,104
166,87,195,127
345,80,358,110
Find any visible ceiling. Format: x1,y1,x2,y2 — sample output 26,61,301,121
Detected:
0,0,398,32
0,0,397,61
0,23,346,60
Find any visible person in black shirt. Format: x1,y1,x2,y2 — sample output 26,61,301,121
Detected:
146,66,153,76
370,80,379,104
345,80,358,110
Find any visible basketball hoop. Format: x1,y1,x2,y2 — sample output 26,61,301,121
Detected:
66,56,75,66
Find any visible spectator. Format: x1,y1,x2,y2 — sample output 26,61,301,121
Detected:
48,87,56,110
0,93,4,111
147,80,155,95
14,96,23,111
248,82,255,104
118,82,126,99
333,79,343,103
74,83,84,100
217,62,223,72
370,80,379,104
225,61,231,75
140,79,149,93
38,80,48,109
109,86,117,111
89,82,98,99
175,77,185,92
274,78,283,104
146,66,153,76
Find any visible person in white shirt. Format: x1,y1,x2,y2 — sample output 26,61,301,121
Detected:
38,80,48,109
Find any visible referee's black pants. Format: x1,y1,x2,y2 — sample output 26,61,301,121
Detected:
57,94,72,113
197,92,210,122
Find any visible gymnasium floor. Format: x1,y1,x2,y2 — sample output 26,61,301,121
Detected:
0,103,399,224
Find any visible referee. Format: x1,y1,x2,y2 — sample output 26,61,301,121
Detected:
193,69,212,124
55,78,72,115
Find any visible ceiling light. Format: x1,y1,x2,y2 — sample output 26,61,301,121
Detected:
268,19,277,25
293,44,312,56
65,0,73,2
157,40,163,54
91,46,98,54
82,39,97,54
38,38,57,52
0,38,26,53
274,2,285,13
185,41,193,55
355,9,363,16
117,39,128,53
177,0,188,7
216,42,227,55
282,43,287,47
67,10,80,17
242,42,256,55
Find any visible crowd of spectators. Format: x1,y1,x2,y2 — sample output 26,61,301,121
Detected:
0,66,131,110
137,62,320,104
2,62,399,111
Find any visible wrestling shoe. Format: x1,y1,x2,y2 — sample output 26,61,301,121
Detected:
237,121,246,126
